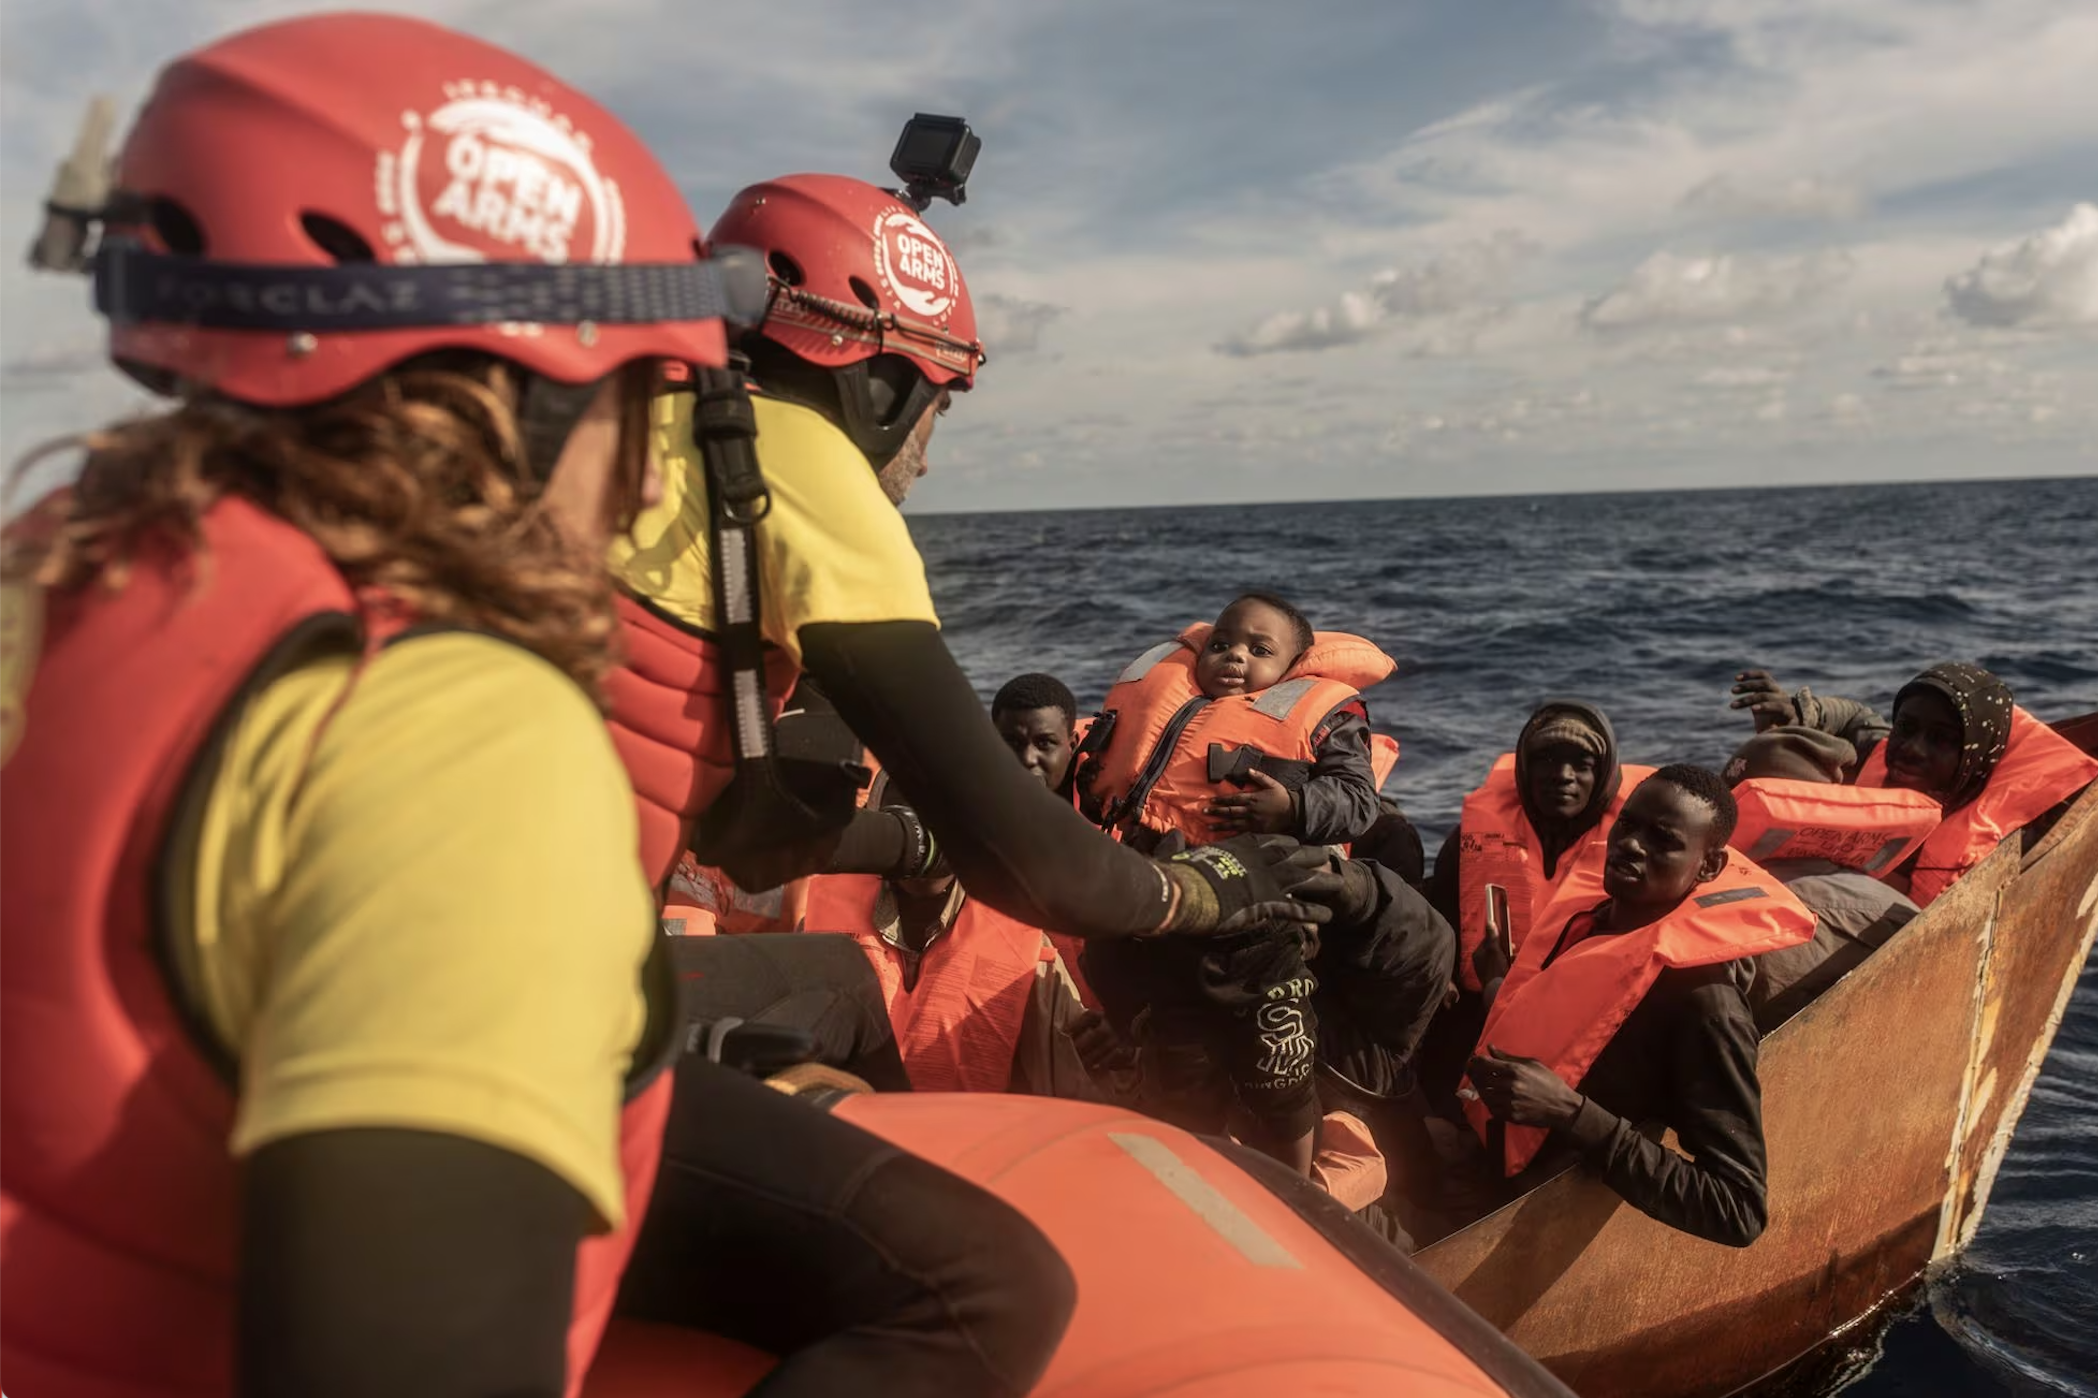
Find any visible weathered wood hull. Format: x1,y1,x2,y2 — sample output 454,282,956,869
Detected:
1414,753,2098,1398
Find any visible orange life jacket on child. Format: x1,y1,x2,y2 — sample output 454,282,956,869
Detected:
1452,755,1659,993
1857,707,2097,906
0,497,670,1398
1728,778,1941,874
801,874,1061,1094
1461,850,1815,1175
1082,623,1394,845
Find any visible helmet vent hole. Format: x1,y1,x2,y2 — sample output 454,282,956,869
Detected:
848,276,881,310
150,198,206,256
300,213,376,264
768,250,805,286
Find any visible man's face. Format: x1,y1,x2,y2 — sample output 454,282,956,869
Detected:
1883,691,1963,800
1526,741,1600,821
1195,600,1299,699
996,705,1076,790
1602,780,1724,912
874,388,951,506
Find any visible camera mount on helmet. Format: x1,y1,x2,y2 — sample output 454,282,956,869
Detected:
888,113,979,213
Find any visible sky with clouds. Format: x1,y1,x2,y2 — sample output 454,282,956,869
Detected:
2,0,2093,513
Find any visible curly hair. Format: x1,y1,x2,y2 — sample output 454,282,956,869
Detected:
992,672,1079,726
5,356,653,703
1224,591,1315,657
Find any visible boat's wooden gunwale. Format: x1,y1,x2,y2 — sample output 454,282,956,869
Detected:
1413,724,2098,1398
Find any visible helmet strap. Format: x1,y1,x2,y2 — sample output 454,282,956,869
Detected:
832,359,943,471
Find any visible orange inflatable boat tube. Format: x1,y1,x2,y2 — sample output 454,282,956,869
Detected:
582,1094,1568,1398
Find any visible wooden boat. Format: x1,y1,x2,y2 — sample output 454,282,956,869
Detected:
1413,711,2098,1397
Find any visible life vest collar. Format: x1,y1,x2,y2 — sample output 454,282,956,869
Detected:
1174,622,1397,694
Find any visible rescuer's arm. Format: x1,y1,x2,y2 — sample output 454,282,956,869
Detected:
802,619,1330,938
240,1130,584,1398
1559,976,1769,1247
223,637,659,1395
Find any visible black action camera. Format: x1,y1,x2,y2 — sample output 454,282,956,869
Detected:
889,114,979,212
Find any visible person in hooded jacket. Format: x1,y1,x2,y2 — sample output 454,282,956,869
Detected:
1724,661,2096,906
1417,701,1652,1112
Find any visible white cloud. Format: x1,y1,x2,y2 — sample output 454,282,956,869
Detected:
1215,231,1534,356
1580,249,1853,332
975,294,1064,356
1943,203,2098,330
1679,173,1868,223
1870,341,2015,391
1693,364,1793,388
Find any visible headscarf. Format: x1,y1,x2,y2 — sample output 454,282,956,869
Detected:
1894,661,2013,812
1514,699,1622,848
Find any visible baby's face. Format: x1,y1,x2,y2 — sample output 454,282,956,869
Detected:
1196,600,1300,699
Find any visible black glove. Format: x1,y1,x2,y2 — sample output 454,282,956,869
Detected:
1158,834,1336,935
1294,854,1380,928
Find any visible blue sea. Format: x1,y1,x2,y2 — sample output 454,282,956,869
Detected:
912,475,2098,1397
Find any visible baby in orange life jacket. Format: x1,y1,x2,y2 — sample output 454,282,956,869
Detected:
1076,594,1395,1177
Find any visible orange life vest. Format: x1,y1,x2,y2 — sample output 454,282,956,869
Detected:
662,852,809,937
1462,849,1815,1175
1857,707,2097,906
800,874,1058,1094
605,594,800,889
1729,777,1941,874
1083,623,1394,844
1368,732,1401,792
1452,755,1659,993
0,496,669,1398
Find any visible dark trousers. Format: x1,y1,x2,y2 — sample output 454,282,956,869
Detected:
617,1042,1076,1397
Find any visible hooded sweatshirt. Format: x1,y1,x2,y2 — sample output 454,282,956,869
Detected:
1427,699,1629,929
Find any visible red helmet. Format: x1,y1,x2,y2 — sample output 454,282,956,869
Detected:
95,12,748,407
709,174,984,389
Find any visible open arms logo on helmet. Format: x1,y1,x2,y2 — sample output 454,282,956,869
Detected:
873,209,958,320
380,83,625,265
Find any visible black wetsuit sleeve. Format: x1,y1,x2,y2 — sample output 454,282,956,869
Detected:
1559,979,1769,1247
1427,826,1463,930
239,1128,588,1398
1296,706,1381,845
800,620,1171,939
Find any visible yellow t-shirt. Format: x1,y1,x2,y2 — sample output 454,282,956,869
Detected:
606,393,939,662
182,633,655,1226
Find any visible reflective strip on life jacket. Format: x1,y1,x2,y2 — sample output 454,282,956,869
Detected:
0,497,668,1398
1084,622,1394,844
1461,848,1814,1175
1858,706,2098,906
801,874,1052,1094
1453,756,1658,993
1728,777,1941,874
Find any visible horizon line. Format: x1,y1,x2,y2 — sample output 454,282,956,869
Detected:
903,469,2098,519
